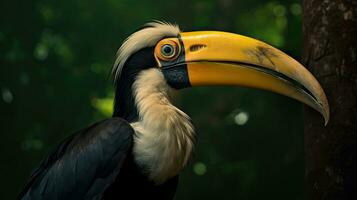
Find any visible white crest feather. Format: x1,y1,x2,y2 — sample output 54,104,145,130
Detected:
112,21,181,82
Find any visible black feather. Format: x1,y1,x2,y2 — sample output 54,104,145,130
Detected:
113,47,156,122
19,118,133,200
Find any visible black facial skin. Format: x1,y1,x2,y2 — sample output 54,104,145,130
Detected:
160,36,191,89
113,36,190,122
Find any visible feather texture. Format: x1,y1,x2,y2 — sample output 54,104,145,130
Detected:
112,21,180,82
131,68,196,184
19,118,134,200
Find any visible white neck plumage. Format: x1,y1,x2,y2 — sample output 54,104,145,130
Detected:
130,68,196,184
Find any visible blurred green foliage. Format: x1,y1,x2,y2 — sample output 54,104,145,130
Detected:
0,0,304,199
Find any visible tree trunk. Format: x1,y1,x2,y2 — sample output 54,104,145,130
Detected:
302,0,357,199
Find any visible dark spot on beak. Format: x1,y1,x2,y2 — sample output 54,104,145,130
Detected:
247,46,278,66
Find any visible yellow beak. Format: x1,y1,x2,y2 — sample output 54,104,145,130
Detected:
158,31,329,124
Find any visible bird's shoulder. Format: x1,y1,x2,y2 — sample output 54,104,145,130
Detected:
19,117,135,199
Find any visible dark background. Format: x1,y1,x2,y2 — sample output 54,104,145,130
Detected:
0,0,305,199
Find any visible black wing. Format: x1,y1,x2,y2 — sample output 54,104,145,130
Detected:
19,118,134,200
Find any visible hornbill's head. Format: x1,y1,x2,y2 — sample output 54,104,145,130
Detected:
112,21,329,124
112,22,329,184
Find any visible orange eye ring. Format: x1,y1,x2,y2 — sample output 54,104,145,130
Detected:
156,40,180,61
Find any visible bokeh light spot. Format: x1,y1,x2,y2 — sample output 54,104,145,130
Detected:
273,4,286,17
91,97,114,117
234,111,249,126
290,3,302,16
193,162,207,176
2,88,13,103
34,43,49,60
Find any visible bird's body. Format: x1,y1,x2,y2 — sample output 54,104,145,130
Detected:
19,21,329,199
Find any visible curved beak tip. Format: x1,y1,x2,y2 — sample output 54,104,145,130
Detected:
313,95,329,126
323,106,330,126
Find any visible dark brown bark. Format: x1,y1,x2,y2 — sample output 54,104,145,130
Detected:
303,0,357,199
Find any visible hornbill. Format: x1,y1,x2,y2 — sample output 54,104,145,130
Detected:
19,21,329,199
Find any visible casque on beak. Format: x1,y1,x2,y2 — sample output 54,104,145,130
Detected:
154,31,329,125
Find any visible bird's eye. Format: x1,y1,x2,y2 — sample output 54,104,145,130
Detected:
160,44,176,58
155,39,181,63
